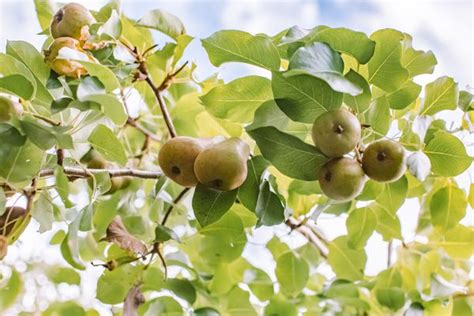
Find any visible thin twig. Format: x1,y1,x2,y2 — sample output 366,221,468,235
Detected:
387,241,393,267
57,149,64,166
126,117,161,142
161,188,191,226
39,167,162,179
286,217,328,259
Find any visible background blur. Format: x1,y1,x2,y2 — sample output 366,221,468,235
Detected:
0,0,473,314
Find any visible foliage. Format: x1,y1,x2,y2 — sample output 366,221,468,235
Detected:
0,1,473,315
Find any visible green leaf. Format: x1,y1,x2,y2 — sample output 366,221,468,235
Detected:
420,76,459,115
247,100,289,131
424,131,471,177
238,156,269,211
430,184,467,232
432,225,474,259
78,62,121,92
165,278,196,304
0,269,23,310
286,42,362,95
272,72,343,123
275,251,309,296
375,176,408,214
458,90,473,111
244,268,274,301
32,191,54,233
60,216,85,270
33,0,58,30
200,76,272,123
20,117,56,150
401,34,437,77
0,123,26,146
0,141,44,184
248,126,328,181
385,80,421,110
98,10,122,39
0,53,37,100
264,296,298,316
6,40,50,84
344,70,371,113
136,9,186,40
346,207,376,249
304,27,375,64
42,301,86,316
97,265,141,304
327,236,366,281
0,75,35,102
47,267,81,285
365,96,391,138
202,30,280,70
376,287,405,311
88,124,127,165
192,184,237,227
220,287,257,316
155,224,180,242
84,94,127,126
369,203,402,240
79,204,95,232
367,29,408,92
255,180,285,226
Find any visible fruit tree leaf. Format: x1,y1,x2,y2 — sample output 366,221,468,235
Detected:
247,126,328,181
192,184,238,227
202,30,280,70
420,76,459,115
155,224,180,243
430,184,467,232
344,70,371,113
0,53,37,100
367,29,408,92
424,131,472,177
255,180,285,226
238,155,269,211
0,269,22,310
102,216,147,255
327,236,366,281
272,72,343,123
275,251,309,296
6,40,50,84
136,9,186,40
0,123,26,147
88,124,127,165
369,203,402,241
78,61,121,92
97,265,142,304
165,278,196,304
0,141,44,184
84,94,127,126
365,96,390,138
200,76,272,123
19,117,57,150
376,287,405,311
401,34,437,77
346,207,377,249
385,80,421,110
244,268,274,301
431,225,474,260
375,176,408,214
60,216,85,270
286,42,362,95
303,27,375,64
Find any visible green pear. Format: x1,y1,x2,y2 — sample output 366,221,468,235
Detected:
0,96,22,122
194,138,250,191
81,148,107,169
0,206,27,236
158,136,211,187
50,3,96,40
44,37,90,78
362,139,406,182
312,109,361,157
319,157,366,201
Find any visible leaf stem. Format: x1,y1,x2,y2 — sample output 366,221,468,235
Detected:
161,187,191,226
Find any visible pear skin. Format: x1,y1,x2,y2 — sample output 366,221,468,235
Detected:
319,157,366,201
50,3,96,40
312,109,361,157
158,137,211,187
194,137,250,191
44,37,90,78
362,139,406,182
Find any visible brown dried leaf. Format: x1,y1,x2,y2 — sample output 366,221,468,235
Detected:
102,216,147,255
123,285,145,316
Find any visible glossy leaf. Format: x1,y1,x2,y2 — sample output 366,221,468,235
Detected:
88,124,127,165
192,184,238,227
421,76,459,115
430,184,467,232
136,9,186,40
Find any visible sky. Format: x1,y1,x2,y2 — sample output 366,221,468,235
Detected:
0,0,473,314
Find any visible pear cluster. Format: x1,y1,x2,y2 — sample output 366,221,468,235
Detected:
44,3,96,78
313,109,406,201
158,137,250,191
81,149,132,195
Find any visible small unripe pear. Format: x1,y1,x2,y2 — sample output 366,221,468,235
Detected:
362,139,406,182
44,37,89,78
50,3,96,40
312,109,361,157
194,138,250,191
158,137,211,187
319,157,366,201
0,96,22,122
0,206,27,236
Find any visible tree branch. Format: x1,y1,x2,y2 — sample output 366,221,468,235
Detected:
161,187,190,226
39,167,162,179
126,117,161,142
286,217,329,259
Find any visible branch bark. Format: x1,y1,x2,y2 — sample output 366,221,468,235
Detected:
286,217,329,259
39,167,162,179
